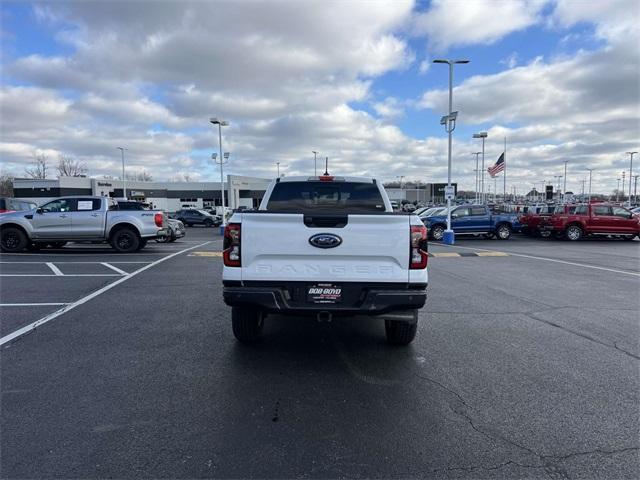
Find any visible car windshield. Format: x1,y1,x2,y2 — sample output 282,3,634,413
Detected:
266,181,385,213
197,210,211,216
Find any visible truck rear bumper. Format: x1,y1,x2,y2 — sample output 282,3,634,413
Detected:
223,282,427,316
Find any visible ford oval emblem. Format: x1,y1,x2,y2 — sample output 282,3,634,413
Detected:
309,233,342,249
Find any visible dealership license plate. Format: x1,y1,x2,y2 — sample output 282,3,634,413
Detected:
307,284,342,304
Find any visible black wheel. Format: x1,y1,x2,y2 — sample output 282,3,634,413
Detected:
232,307,264,343
110,228,140,253
168,234,177,242
47,241,67,248
430,224,445,241
495,223,512,240
0,227,28,253
204,219,213,228
565,224,583,241
385,319,418,346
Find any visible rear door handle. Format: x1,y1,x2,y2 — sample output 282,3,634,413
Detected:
91,213,99,217
59,214,68,218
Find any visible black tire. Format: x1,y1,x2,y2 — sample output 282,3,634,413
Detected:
495,223,512,240
430,224,445,241
47,241,67,248
110,228,140,253
565,224,583,241
204,219,213,228
385,319,418,346
232,307,264,343
0,227,28,253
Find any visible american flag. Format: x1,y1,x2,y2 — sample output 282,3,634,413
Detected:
488,152,505,177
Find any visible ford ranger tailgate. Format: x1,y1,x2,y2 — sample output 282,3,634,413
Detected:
240,213,410,282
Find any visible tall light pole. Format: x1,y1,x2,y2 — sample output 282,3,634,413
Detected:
563,160,568,203
616,178,621,202
473,132,487,204
587,168,594,203
622,171,626,202
626,152,637,207
117,147,127,199
276,162,281,177
434,58,469,244
472,152,481,203
312,151,318,176
210,117,229,233
633,174,639,205
397,175,405,202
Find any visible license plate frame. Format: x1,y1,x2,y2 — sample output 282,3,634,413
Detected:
306,283,342,304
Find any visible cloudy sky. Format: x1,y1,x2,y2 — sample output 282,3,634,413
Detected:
1,0,639,195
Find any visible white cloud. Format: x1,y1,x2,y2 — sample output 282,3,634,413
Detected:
412,0,547,51
373,97,405,120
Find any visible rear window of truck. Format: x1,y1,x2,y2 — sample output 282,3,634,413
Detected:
266,181,385,213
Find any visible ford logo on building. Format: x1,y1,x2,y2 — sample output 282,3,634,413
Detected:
309,233,342,249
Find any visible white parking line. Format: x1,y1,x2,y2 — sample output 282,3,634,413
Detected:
437,243,640,277
1,303,69,307
0,274,121,277
46,263,63,276
0,241,211,346
0,261,151,264
100,263,129,275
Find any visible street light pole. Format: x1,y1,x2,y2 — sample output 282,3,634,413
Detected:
117,147,127,199
312,151,318,176
563,160,568,203
587,169,594,203
277,162,280,177
472,152,481,203
616,178,621,202
634,174,639,205
434,58,469,244
473,132,487,204
622,171,626,202
626,152,637,207
210,118,229,234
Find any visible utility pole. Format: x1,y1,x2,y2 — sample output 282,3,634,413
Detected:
563,160,568,203
276,162,280,177
312,151,318,176
626,151,637,207
616,178,621,202
117,147,127,199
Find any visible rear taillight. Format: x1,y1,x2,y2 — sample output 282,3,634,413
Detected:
410,225,428,269
154,213,164,227
223,223,241,267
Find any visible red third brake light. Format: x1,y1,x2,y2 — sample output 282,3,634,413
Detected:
410,225,428,269
223,223,241,267
318,175,335,182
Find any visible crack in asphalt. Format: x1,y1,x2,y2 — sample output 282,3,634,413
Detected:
412,370,639,478
524,311,640,361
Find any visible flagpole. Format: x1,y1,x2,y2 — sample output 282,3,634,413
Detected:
504,137,507,202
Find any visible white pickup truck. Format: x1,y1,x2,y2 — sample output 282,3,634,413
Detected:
0,196,167,253
222,175,428,345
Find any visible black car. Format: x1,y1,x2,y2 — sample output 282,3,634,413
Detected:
174,209,222,227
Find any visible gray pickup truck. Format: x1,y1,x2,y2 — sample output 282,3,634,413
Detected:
0,196,167,253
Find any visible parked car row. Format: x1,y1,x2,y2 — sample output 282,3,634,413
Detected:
169,209,222,227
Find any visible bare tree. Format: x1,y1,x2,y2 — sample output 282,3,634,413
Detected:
182,173,192,182
57,155,87,177
126,170,153,182
25,154,48,179
0,170,14,196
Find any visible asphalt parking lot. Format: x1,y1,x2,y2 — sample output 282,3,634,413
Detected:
1,230,638,479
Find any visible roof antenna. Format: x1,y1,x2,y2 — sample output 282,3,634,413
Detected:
324,157,329,176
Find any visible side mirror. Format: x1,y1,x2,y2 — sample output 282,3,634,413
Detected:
36,208,44,214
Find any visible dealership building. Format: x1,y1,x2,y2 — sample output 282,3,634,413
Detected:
12,175,272,212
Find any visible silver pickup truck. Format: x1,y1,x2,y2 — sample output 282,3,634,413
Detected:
0,196,167,253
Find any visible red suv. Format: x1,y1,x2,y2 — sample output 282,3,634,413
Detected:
541,203,640,241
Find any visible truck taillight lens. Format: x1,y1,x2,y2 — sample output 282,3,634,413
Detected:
410,225,428,269
223,223,241,267
154,213,164,227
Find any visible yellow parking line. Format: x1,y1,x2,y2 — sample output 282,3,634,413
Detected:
475,251,510,257
430,252,462,257
188,251,222,257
